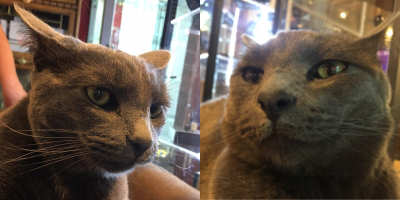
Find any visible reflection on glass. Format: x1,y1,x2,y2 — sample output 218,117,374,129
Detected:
155,139,200,187
281,0,397,73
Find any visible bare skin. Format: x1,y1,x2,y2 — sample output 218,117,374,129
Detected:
0,24,27,108
128,163,200,200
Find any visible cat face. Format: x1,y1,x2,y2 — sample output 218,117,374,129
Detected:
222,30,393,169
15,5,170,175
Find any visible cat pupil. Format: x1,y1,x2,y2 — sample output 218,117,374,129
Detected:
243,67,264,83
94,89,104,100
327,65,337,76
150,105,158,114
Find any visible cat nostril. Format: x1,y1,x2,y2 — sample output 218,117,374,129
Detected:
258,90,295,122
258,101,266,111
276,99,289,108
132,143,149,158
127,136,152,158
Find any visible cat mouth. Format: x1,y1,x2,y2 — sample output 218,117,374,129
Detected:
93,154,150,173
89,147,153,173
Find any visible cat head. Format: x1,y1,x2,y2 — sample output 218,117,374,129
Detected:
14,5,170,175
222,16,398,173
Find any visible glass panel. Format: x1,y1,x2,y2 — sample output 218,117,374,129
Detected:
156,139,200,188
87,0,105,44
279,0,397,73
163,0,200,143
109,0,167,53
158,0,200,186
202,0,275,100
289,0,394,35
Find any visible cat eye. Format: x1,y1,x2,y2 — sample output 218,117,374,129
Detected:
242,67,264,84
150,104,163,119
316,61,347,79
86,86,111,106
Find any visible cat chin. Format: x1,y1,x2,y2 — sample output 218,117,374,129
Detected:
93,154,154,176
97,159,153,179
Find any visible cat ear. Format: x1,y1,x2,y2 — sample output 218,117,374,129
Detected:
14,4,77,72
357,11,400,52
138,50,171,69
242,34,259,48
14,4,64,41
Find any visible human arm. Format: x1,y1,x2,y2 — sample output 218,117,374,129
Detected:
0,24,27,108
128,163,200,200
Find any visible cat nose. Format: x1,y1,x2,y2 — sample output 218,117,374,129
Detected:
127,119,153,158
127,135,152,158
258,90,296,122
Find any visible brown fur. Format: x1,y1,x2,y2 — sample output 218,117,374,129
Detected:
201,23,400,199
0,5,170,199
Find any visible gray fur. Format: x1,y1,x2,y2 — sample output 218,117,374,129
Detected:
201,28,399,198
0,5,170,199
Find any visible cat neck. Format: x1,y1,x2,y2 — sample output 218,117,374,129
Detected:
213,147,397,199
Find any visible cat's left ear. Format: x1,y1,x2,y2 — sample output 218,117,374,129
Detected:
138,50,171,69
357,11,400,52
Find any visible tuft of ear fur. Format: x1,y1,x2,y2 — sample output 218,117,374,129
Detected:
138,50,171,69
241,34,259,49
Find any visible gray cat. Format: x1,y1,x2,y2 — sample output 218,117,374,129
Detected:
201,13,400,199
0,5,171,199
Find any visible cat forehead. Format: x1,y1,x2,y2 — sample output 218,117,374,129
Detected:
79,43,153,70
268,30,356,50
55,43,160,88
241,30,363,66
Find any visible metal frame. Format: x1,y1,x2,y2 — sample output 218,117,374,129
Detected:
160,0,179,50
387,0,400,160
99,0,116,47
203,0,224,102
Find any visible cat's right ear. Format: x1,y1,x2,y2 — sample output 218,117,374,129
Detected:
242,34,259,49
14,4,74,72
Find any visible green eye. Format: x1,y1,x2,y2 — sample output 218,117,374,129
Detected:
150,104,162,119
86,86,111,106
316,61,347,78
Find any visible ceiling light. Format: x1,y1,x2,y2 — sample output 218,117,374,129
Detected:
387,27,393,37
